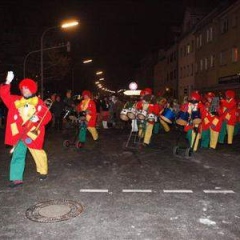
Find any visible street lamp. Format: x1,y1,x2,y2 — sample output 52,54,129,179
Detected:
40,20,79,99
96,71,103,75
83,59,93,64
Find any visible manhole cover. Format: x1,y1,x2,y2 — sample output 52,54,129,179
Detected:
26,199,83,223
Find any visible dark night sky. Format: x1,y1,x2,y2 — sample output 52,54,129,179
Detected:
4,0,222,93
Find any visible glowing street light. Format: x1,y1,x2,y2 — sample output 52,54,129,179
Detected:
40,20,79,98
61,21,79,29
83,59,93,64
99,78,104,81
96,71,103,75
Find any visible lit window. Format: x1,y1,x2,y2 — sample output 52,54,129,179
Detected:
232,47,238,62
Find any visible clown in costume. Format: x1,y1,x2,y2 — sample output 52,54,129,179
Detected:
218,90,237,145
76,90,99,141
0,72,52,187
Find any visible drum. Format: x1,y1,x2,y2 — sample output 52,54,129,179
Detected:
127,107,137,120
120,109,129,121
137,110,148,120
191,110,201,125
160,108,175,124
147,113,156,123
176,111,189,126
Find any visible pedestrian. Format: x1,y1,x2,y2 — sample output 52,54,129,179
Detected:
110,95,124,128
100,96,110,129
51,95,65,131
0,71,52,188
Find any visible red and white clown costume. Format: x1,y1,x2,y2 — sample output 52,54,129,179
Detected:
76,90,98,141
0,72,52,187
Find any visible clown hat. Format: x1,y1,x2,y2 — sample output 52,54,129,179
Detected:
82,90,91,98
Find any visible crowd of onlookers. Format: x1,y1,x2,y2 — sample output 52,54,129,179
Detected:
48,90,126,131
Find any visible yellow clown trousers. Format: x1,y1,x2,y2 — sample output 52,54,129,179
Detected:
144,123,154,144
29,148,48,175
227,124,234,144
160,119,170,132
87,127,99,140
210,129,219,149
191,130,201,152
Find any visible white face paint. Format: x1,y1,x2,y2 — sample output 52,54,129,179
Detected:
21,87,32,98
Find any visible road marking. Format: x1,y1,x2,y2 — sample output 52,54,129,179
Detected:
80,189,109,193
163,190,193,193
122,189,152,193
203,190,235,194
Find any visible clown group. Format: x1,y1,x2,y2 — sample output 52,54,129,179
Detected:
0,72,52,188
179,89,238,151
120,86,239,151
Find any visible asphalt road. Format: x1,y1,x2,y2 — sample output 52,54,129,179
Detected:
0,124,240,240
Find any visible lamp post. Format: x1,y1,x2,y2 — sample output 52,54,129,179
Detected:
40,20,79,99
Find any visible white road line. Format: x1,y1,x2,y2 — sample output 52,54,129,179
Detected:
80,189,109,193
203,190,235,194
122,189,152,193
163,190,193,193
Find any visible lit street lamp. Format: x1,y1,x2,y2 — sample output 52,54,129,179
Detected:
83,59,93,64
40,20,79,99
96,71,103,75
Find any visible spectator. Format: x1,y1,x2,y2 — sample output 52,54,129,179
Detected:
51,95,65,131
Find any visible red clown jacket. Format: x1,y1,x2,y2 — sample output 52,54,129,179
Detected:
0,84,52,149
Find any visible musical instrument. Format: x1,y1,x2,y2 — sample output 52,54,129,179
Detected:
176,111,189,126
120,109,129,121
160,108,175,124
137,110,148,120
127,107,138,120
191,110,201,125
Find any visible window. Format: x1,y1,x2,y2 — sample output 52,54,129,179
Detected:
220,51,227,66
220,18,228,34
210,55,215,68
204,58,208,70
206,27,213,42
232,47,238,62
187,43,191,54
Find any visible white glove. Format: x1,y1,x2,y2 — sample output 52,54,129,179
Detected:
5,71,14,84
30,115,39,123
